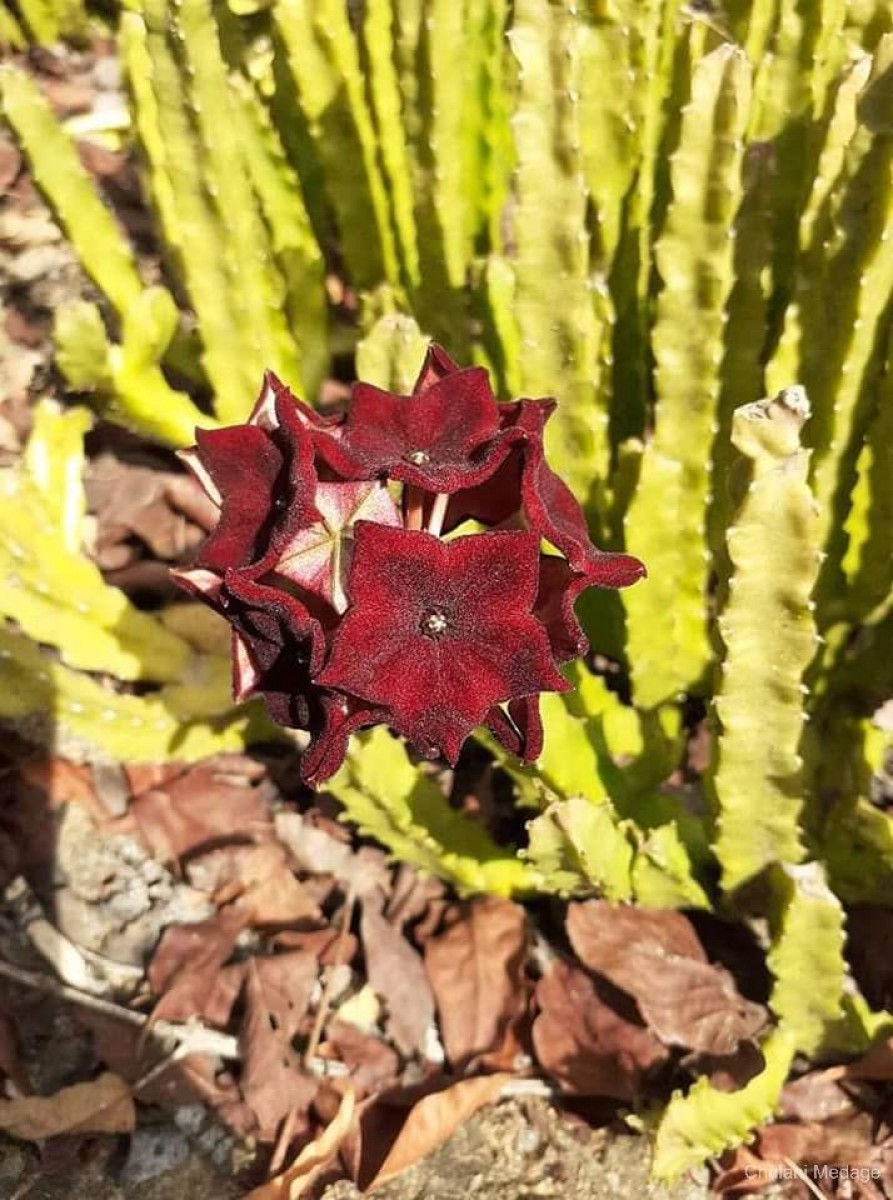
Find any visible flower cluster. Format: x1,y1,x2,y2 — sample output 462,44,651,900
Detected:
173,345,645,785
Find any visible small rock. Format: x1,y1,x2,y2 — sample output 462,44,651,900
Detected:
121,1126,190,1187
92,56,122,92
8,243,71,284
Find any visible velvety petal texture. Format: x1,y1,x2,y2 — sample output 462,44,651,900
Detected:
317,525,568,762
312,369,506,492
172,343,646,784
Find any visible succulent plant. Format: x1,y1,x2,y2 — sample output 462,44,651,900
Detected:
173,345,644,783
1,0,891,1177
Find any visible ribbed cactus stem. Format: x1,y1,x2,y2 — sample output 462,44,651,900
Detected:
0,65,145,315
768,38,893,586
122,3,252,422
362,0,421,290
355,314,430,393
508,0,607,515
840,345,893,619
712,387,820,891
577,2,642,274
473,0,513,252
228,74,327,402
174,0,302,399
653,1029,797,1181
766,862,847,1056
329,728,533,896
273,0,399,290
54,295,215,448
708,141,775,566
424,0,473,291
624,42,751,709
0,6,26,48
0,427,195,683
0,624,255,763
14,0,89,45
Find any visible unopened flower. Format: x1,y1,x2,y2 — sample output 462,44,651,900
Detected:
174,344,645,785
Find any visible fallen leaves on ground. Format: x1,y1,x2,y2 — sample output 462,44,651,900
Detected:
0,1071,134,1140
363,1072,512,1189
122,755,276,863
713,1064,893,1196
360,892,436,1059
148,906,248,1025
243,1085,357,1200
567,901,767,1055
238,955,319,1141
532,957,667,1098
86,451,217,578
187,842,321,926
275,811,389,898
424,896,528,1068
325,1021,401,1096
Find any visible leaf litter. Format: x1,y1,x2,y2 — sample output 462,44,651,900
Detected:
1,42,892,1200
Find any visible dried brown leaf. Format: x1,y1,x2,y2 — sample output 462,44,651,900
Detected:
188,843,321,926
360,896,436,1060
366,1073,512,1189
384,864,447,930
843,1037,893,1082
756,1114,878,1168
243,1085,356,1200
681,1040,765,1092
779,1070,861,1122
86,453,216,566
532,958,667,1098
424,897,528,1068
18,757,107,825
124,757,276,863
0,1071,134,1140
274,812,388,897
148,906,248,1025
326,1021,401,1097
239,955,319,1140
273,926,359,966
712,1144,782,1196
567,901,766,1055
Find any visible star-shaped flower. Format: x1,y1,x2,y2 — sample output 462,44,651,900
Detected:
267,480,400,612
310,358,510,492
317,524,569,763
173,343,648,785
446,399,646,585
170,562,324,718
181,376,320,572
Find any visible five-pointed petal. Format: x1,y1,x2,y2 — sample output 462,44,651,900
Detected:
314,368,507,492
317,525,569,763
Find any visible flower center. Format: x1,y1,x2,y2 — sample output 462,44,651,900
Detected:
420,608,449,639
404,448,430,465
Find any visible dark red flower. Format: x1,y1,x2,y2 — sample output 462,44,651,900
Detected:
172,561,379,782
317,523,569,763
485,696,545,762
182,376,319,573
173,342,646,785
265,479,400,611
311,368,510,492
446,398,645,585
